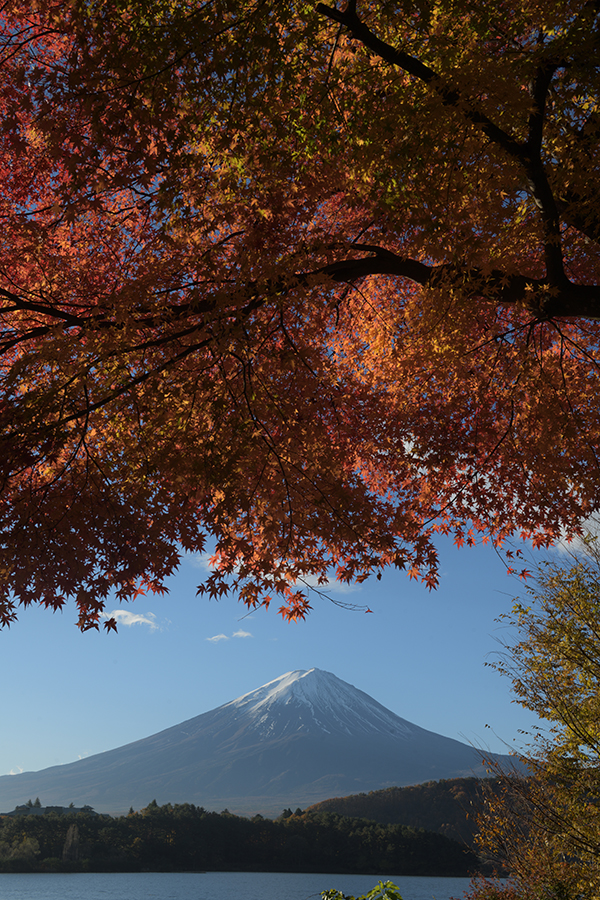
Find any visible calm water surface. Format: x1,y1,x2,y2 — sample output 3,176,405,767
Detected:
0,871,473,900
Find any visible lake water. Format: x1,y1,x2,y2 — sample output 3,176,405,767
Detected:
0,871,474,900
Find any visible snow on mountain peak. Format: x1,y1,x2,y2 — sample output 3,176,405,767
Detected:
226,668,414,739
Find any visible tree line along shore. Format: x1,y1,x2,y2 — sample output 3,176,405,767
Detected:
0,799,478,875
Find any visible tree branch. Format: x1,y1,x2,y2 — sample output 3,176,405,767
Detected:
309,247,600,320
316,2,525,159
0,288,85,327
316,2,568,288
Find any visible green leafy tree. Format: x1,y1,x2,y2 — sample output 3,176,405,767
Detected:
472,538,600,897
323,881,404,900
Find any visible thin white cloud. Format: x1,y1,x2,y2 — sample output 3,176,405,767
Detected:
185,552,213,572
299,574,360,595
9,766,23,775
206,629,253,642
554,515,600,556
101,610,159,631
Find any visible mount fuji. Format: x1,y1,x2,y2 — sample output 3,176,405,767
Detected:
0,669,509,815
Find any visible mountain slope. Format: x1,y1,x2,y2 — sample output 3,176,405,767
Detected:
0,669,510,815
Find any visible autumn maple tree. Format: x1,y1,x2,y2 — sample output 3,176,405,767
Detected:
0,0,599,629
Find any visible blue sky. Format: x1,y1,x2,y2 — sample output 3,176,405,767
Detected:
0,534,548,781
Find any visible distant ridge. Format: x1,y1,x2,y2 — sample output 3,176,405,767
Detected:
306,776,504,846
0,669,512,815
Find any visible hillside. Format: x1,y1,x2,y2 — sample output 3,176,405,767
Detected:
307,777,504,846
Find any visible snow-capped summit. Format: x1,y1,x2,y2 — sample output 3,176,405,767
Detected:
227,668,414,739
0,669,512,816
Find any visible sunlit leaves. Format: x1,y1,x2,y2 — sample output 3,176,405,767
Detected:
0,0,598,627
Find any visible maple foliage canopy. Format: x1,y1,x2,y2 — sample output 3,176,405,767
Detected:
0,0,599,629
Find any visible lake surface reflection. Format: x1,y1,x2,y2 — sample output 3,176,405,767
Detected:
0,870,474,900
